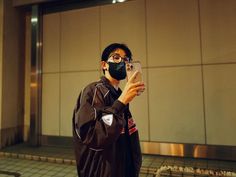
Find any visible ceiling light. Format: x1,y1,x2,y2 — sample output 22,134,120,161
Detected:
112,0,126,3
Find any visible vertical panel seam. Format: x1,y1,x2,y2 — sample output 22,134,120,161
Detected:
99,6,102,76
197,0,207,144
59,12,62,136
144,0,150,141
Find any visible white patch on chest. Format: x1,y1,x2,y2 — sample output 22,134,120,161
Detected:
102,114,113,126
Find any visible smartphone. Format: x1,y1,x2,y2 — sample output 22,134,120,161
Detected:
126,61,142,83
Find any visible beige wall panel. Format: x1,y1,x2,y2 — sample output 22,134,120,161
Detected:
101,0,147,66
149,66,204,143
146,0,201,66
43,13,60,73
61,7,100,72
200,0,236,64
60,71,100,136
204,64,236,146
42,74,60,136
1,0,25,129
130,69,148,141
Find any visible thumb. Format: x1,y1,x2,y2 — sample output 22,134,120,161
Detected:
128,70,139,83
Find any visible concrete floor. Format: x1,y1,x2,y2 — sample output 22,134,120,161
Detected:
0,143,236,177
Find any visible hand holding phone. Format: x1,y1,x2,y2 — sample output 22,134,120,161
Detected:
118,62,145,104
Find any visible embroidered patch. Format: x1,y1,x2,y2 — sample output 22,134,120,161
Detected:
102,114,113,126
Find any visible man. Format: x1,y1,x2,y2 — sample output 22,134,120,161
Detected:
72,43,145,177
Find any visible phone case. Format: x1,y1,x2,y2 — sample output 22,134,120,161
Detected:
126,61,142,83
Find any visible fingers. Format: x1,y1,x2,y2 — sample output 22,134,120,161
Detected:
119,81,145,104
129,81,145,89
129,84,145,95
135,85,145,93
128,70,139,83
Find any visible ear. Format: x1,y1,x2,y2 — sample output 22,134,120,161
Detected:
101,61,108,71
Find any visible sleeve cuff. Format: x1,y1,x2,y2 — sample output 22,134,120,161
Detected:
112,100,126,114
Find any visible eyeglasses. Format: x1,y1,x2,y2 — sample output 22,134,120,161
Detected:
107,54,130,63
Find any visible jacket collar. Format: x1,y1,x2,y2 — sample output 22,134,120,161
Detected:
100,76,122,99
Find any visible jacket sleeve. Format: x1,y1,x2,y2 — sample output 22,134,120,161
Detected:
73,84,126,150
